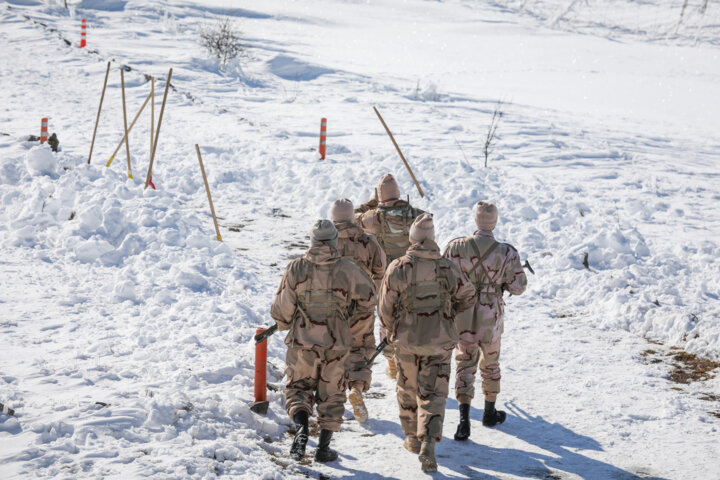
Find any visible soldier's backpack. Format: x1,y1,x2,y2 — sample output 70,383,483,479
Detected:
466,237,502,298
375,200,421,262
397,258,456,349
290,260,353,350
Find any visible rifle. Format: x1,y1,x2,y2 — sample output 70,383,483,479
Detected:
254,324,278,344
364,338,388,366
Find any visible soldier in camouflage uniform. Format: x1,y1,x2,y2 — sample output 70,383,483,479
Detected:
271,220,376,463
355,173,425,380
379,213,476,473
443,201,527,440
330,198,386,423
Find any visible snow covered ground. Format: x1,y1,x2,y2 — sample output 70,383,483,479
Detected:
1,0,719,478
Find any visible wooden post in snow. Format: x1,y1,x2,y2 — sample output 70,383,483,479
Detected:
106,90,152,167
87,61,110,164
150,77,155,159
120,68,132,178
195,144,222,242
373,106,424,198
145,68,172,189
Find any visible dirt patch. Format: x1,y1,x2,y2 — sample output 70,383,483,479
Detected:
668,352,720,384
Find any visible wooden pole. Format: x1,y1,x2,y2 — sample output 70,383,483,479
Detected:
145,68,172,189
87,61,110,164
372,106,424,198
106,90,152,167
195,144,222,242
120,68,132,179
150,77,154,159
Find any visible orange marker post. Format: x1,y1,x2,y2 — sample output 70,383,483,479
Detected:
319,117,327,160
252,327,269,414
80,19,86,48
40,118,48,143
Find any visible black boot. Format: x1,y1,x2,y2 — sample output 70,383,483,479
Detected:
482,400,506,427
454,403,471,441
290,411,309,461
314,429,338,463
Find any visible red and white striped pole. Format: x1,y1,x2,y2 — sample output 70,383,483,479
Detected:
40,118,48,143
319,117,327,160
80,19,86,48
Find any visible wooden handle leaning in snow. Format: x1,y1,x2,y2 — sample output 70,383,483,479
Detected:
195,145,222,242
150,77,154,160
106,90,153,167
145,68,172,189
88,61,110,165
373,106,424,198
120,68,133,178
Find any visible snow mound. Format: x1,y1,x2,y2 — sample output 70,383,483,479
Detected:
25,144,56,176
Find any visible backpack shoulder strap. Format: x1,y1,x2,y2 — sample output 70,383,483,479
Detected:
466,237,499,281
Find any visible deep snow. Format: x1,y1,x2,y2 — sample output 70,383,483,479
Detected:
1,0,719,479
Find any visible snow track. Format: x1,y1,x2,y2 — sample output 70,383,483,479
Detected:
1,0,719,478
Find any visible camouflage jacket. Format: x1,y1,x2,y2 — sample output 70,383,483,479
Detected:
378,239,476,355
356,199,426,264
271,245,377,350
335,221,386,292
443,231,527,344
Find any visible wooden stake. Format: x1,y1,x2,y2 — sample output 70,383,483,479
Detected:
145,68,172,189
150,77,155,159
106,90,152,167
195,144,222,242
87,61,110,164
373,106,424,198
120,68,132,179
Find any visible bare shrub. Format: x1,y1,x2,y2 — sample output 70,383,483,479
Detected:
200,17,243,67
483,100,504,167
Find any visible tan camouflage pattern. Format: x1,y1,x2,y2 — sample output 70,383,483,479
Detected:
284,347,350,432
455,337,501,403
357,199,425,361
443,230,526,402
335,221,387,391
271,244,377,430
356,199,425,264
443,231,527,345
270,245,377,350
378,239,477,356
395,349,452,442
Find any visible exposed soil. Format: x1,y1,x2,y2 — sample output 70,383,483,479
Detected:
640,340,720,420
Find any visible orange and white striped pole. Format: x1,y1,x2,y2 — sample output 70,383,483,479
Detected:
80,19,86,48
319,117,327,160
40,118,48,143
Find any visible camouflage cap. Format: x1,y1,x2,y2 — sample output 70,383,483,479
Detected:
377,173,400,203
473,201,498,231
330,198,354,223
311,219,339,248
409,212,435,243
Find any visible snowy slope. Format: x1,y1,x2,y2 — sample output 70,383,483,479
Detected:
1,0,719,479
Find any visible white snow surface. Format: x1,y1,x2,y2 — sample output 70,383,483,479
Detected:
1,0,719,479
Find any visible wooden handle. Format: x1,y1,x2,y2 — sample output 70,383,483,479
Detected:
373,106,424,198
88,61,110,164
195,144,222,242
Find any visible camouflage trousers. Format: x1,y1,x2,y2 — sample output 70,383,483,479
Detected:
455,337,502,404
347,310,376,392
285,347,350,432
395,348,452,442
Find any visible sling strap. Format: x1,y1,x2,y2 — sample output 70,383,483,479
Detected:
466,237,502,297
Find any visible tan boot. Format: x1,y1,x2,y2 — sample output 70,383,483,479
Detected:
404,435,421,454
348,385,368,423
385,358,398,380
419,438,437,473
